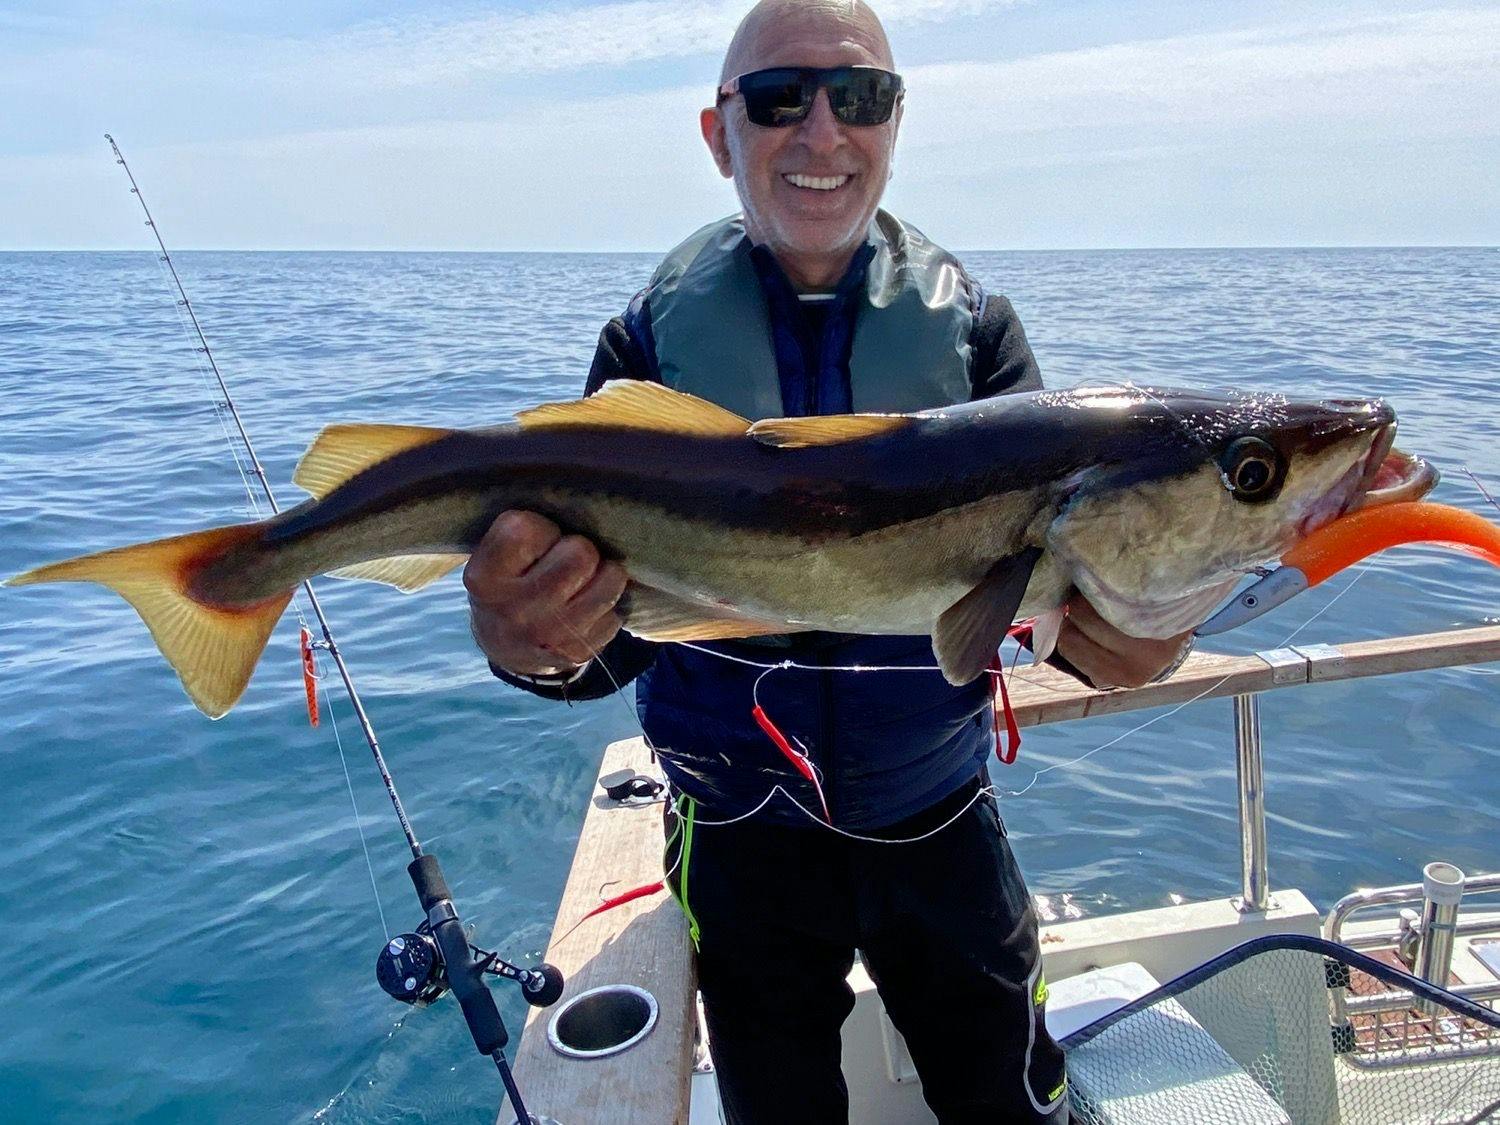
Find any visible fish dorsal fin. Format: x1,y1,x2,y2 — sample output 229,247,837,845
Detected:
621,582,803,643
931,547,1043,685
517,381,749,438
328,553,468,593
294,423,454,499
747,413,911,449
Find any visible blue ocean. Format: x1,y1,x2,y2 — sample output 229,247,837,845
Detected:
1,248,1496,1122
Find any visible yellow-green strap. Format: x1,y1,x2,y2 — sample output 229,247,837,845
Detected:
668,795,702,951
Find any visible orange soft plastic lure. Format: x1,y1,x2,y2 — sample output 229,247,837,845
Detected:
1197,502,1500,636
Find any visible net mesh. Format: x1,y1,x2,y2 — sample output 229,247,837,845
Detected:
1060,936,1500,1125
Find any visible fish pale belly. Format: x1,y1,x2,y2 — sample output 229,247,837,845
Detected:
569,489,1053,635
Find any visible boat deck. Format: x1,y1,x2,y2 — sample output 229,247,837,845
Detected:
510,627,1500,1124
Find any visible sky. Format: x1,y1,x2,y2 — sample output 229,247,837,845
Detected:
1,0,1496,250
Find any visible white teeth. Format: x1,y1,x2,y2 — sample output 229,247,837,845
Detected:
784,173,850,191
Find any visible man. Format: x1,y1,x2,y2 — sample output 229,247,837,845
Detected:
467,2,1193,1120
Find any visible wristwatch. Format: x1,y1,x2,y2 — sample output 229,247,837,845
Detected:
1149,636,1196,684
520,661,592,688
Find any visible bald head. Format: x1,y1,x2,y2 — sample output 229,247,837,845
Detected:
703,0,902,289
721,0,894,83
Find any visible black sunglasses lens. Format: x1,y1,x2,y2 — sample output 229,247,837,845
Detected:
738,68,899,127
827,70,899,125
741,72,813,127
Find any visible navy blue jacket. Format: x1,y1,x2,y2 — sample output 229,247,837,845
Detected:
495,248,1057,828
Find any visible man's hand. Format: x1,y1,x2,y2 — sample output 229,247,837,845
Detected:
1055,594,1194,690
464,511,627,676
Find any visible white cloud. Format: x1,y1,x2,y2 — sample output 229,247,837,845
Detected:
312,0,1025,84
1,5,1495,248
904,8,1499,143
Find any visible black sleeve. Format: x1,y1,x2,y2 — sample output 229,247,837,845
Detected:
584,315,655,394
969,293,1043,400
491,315,664,702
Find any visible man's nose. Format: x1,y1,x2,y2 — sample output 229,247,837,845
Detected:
796,89,846,151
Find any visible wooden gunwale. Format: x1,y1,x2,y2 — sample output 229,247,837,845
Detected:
509,624,1500,1124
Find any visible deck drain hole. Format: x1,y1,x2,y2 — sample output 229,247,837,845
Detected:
547,984,659,1059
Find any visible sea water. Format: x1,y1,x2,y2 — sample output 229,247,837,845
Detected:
0,248,1496,1122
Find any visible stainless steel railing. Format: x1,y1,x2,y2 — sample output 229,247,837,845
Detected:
1323,869,1500,1066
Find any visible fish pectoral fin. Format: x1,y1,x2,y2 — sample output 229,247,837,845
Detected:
620,582,801,642
932,547,1043,685
293,423,455,499
517,381,750,437
747,413,911,449
1029,606,1065,665
327,553,468,593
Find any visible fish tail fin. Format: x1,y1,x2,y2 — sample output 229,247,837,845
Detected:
5,525,292,719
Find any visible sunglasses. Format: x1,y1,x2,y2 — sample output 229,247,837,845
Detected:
716,66,903,128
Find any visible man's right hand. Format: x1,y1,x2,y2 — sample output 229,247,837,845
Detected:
464,510,628,677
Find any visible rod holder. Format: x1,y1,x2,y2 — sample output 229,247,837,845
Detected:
1415,861,1465,1016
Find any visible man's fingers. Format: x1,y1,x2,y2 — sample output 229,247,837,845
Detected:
544,608,621,666
1055,619,1131,690
567,561,628,623
1063,595,1191,677
1062,596,1124,648
526,535,603,603
466,510,561,593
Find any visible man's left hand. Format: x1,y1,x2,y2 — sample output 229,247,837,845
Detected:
1055,595,1194,690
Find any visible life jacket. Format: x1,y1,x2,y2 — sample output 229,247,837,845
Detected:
623,211,997,830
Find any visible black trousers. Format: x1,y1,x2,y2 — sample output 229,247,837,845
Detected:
663,776,1069,1125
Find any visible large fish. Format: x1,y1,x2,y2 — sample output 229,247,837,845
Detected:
6,381,1435,717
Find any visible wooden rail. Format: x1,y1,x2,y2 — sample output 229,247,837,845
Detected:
512,736,696,1125
508,625,1500,1123
1006,624,1500,729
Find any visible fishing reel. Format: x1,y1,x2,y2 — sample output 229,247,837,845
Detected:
377,922,565,1010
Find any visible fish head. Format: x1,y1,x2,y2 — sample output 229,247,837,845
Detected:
1044,386,1437,638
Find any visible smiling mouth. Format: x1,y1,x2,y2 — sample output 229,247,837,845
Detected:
783,173,852,191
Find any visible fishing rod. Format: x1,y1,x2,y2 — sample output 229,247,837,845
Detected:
104,134,561,1123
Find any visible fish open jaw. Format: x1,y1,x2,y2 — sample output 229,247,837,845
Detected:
1353,441,1439,511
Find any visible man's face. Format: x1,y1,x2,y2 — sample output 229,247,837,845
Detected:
702,6,900,282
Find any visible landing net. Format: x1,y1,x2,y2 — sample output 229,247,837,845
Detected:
1061,934,1500,1125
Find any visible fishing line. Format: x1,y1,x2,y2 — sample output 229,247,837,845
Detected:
320,680,391,941
107,138,562,1120
1462,465,1500,517
108,134,392,932
650,558,1383,843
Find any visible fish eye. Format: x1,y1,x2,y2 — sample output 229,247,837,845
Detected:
1221,437,1284,502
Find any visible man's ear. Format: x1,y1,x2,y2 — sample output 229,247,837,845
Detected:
700,106,734,179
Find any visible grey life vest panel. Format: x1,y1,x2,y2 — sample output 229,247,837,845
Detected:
642,210,976,418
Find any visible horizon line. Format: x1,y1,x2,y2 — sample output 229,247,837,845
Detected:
2,243,1495,255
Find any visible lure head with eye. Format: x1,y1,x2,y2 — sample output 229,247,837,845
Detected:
1042,388,1435,639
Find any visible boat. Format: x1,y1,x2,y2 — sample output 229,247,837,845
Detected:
507,624,1500,1123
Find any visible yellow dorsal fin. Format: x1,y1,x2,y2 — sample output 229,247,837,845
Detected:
327,553,468,593
516,381,749,437
293,423,454,499
747,413,911,449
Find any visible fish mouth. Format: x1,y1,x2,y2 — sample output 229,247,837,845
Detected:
1292,424,1438,541
1348,426,1439,513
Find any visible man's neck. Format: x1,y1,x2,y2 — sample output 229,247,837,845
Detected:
743,223,865,292
773,249,859,292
